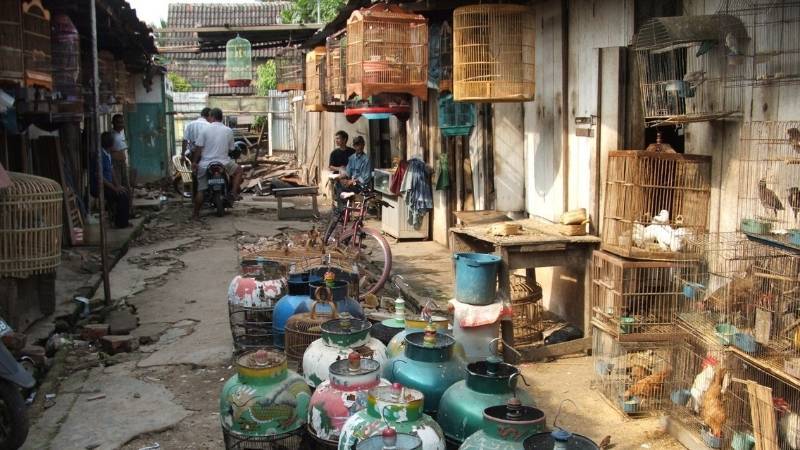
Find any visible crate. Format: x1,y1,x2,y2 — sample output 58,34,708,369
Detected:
592,326,674,417
591,250,696,341
601,150,712,261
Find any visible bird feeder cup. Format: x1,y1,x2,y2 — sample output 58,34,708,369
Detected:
305,46,326,112
276,46,305,92
453,4,535,102
346,3,429,101
225,35,252,88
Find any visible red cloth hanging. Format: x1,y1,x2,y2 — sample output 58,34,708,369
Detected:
389,160,408,195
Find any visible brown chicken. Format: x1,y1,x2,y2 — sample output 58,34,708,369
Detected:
701,368,727,437
624,368,670,399
760,178,785,216
788,187,800,220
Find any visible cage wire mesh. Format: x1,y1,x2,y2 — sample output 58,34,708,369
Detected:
0,0,23,83
601,151,712,261
229,260,287,353
439,21,453,92
276,46,305,92
305,47,325,112
325,30,347,107
632,14,747,126
510,274,544,346
736,121,800,248
438,91,475,137
22,0,51,88
592,326,674,417
222,428,308,450
224,35,253,87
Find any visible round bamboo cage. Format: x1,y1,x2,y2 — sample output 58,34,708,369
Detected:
276,46,305,92
305,47,326,112
346,3,428,100
510,275,543,345
453,4,535,102
0,172,63,278
284,300,337,364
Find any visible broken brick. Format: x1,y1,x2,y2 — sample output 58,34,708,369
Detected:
2,331,26,352
100,335,139,354
107,310,138,335
80,324,110,341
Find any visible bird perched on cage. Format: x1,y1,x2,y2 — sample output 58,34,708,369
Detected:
760,178,785,216
700,367,728,438
789,187,800,220
624,368,670,400
690,355,718,413
776,397,800,449
725,32,740,56
683,70,707,88
788,128,800,153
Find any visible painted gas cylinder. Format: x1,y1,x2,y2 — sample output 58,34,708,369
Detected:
219,350,311,442
303,317,388,388
273,271,319,349
338,383,445,450
523,429,600,449
386,315,450,358
307,353,390,446
308,279,364,318
439,356,535,445
357,427,423,450
459,398,546,450
384,326,465,415
228,265,286,308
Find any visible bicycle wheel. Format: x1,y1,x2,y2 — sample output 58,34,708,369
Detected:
340,227,392,296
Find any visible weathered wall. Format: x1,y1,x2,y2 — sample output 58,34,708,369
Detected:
493,103,526,212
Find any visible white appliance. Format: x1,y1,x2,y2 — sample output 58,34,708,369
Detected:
373,169,429,240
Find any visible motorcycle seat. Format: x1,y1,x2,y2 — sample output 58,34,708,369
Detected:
340,192,356,200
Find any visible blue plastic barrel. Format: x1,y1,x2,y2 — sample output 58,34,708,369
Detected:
453,252,501,305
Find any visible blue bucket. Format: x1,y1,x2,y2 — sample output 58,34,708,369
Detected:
453,252,501,305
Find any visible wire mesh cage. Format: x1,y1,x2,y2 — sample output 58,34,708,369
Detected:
591,250,698,342
225,35,253,88
439,21,453,93
228,260,288,353
0,172,62,279
438,91,475,137
305,47,326,112
326,30,347,107
452,4,535,102
632,15,747,126
736,121,800,249
51,13,81,102
592,326,674,417
276,46,305,92
346,3,428,100
719,0,800,87
510,274,544,346
22,0,51,89
222,429,308,450
0,0,23,84
602,150,713,261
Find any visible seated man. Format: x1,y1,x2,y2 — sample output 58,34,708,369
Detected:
335,136,372,212
90,131,131,228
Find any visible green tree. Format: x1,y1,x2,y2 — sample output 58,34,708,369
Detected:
255,61,277,96
279,0,345,24
167,72,192,92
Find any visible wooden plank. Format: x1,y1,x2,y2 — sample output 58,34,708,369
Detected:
518,336,591,361
272,186,318,197
666,417,710,450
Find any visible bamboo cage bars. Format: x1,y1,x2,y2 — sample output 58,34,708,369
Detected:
452,4,535,102
326,30,347,107
439,21,453,92
0,172,63,278
275,46,305,92
346,3,428,100
602,150,712,261
510,274,544,346
0,0,23,84
22,0,51,90
305,46,325,112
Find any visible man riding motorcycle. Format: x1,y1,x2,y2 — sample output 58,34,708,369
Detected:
191,108,243,220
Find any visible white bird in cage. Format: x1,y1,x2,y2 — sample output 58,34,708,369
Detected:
683,71,706,88
725,32,740,56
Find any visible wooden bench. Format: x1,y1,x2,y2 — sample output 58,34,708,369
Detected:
272,186,319,220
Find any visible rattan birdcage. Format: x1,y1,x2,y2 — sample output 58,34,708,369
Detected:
632,14,747,126
510,275,543,346
276,46,305,92
439,21,453,93
284,300,337,364
346,3,428,100
222,427,308,450
0,172,62,278
305,46,326,112
591,250,697,342
592,326,675,417
326,30,347,107
736,121,800,248
602,150,712,261
22,0,51,90
51,13,81,102
114,60,131,105
229,260,287,353
225,34,252,88
0,0,23,84
452,4,535,102
438,92,475,137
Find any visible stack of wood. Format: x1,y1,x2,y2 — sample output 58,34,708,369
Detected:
239,156,307,195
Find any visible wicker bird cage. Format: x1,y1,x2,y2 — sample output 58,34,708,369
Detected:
22,0,52,90
305,47,326,112
510,275,543,346
0,172,63,278
114,60,131,105
225,35,252,88
632,15,747,127
438,91,475,137
284,300,337,365
96,51,116,104
452,4,535,102
602,150,712,261
346,3,428,100
0,0,24,85
51,13,81,103
592,325,675,417
276,46,305,92
736,121,800,248
326,30,348,109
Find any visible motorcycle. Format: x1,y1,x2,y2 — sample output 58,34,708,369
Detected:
0,318,34,449
205,161,233,217
173,141,246,215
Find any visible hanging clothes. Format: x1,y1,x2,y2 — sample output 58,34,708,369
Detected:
400,158,433,229
435,154,450,191
389,159,408,195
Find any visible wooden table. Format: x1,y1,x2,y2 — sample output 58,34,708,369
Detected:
272,186,319,220
449,218,601,362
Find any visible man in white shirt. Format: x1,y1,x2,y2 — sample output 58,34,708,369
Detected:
182,107,210,159
191,108,242,219
110,114,130,190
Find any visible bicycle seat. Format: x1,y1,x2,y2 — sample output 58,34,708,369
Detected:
340,192,356,199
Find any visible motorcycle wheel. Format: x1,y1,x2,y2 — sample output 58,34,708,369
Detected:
0,381,29,449
213,191,224,217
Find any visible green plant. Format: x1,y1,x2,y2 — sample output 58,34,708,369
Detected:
279,0,345,24
255,61,277,96
167,72,192,92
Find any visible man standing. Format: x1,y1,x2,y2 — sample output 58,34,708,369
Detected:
110,114,129,190
328,130,355,174
91,131,131,228
344,136,372,187
191,108,242,220
183,107,210,159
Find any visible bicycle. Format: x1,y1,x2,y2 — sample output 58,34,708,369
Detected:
323,180,393,298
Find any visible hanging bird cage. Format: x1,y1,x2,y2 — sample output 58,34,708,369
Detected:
0,0,24,85
275,46,305,92
224,35,252,88
438,92,475,137
97,51,116,104
114,61,130,105
305,46,326,112
22,0,52,90
326,30,348,108
633,15,748,127
439,21,453,93
51,13,81,103
452,4,535,102
346,3,429,100
0,172,63,279
736,121,800,248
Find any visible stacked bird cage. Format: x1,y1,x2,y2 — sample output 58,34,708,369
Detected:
632,14,747,126
0,172,63,278
592,326,674,417
602,150,713,261
736,121,800,248
346,3,428,100
305,47,326,112
325,30,347,110
0,0,24,85
275,46,305,92
228,260,287,354
438,91,475,137
22,0,52,90
510,274,544,346
591,250,698,342
452,4,535,102
51,13,81,103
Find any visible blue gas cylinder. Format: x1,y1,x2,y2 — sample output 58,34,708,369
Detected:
273,272,319,349
307,279,364,319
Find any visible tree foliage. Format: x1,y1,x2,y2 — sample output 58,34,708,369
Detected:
167,72,192,92
279,0,346,24
255,61,277,96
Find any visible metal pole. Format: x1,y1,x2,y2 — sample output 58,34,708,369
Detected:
91,0,111,305
316,0,321,23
